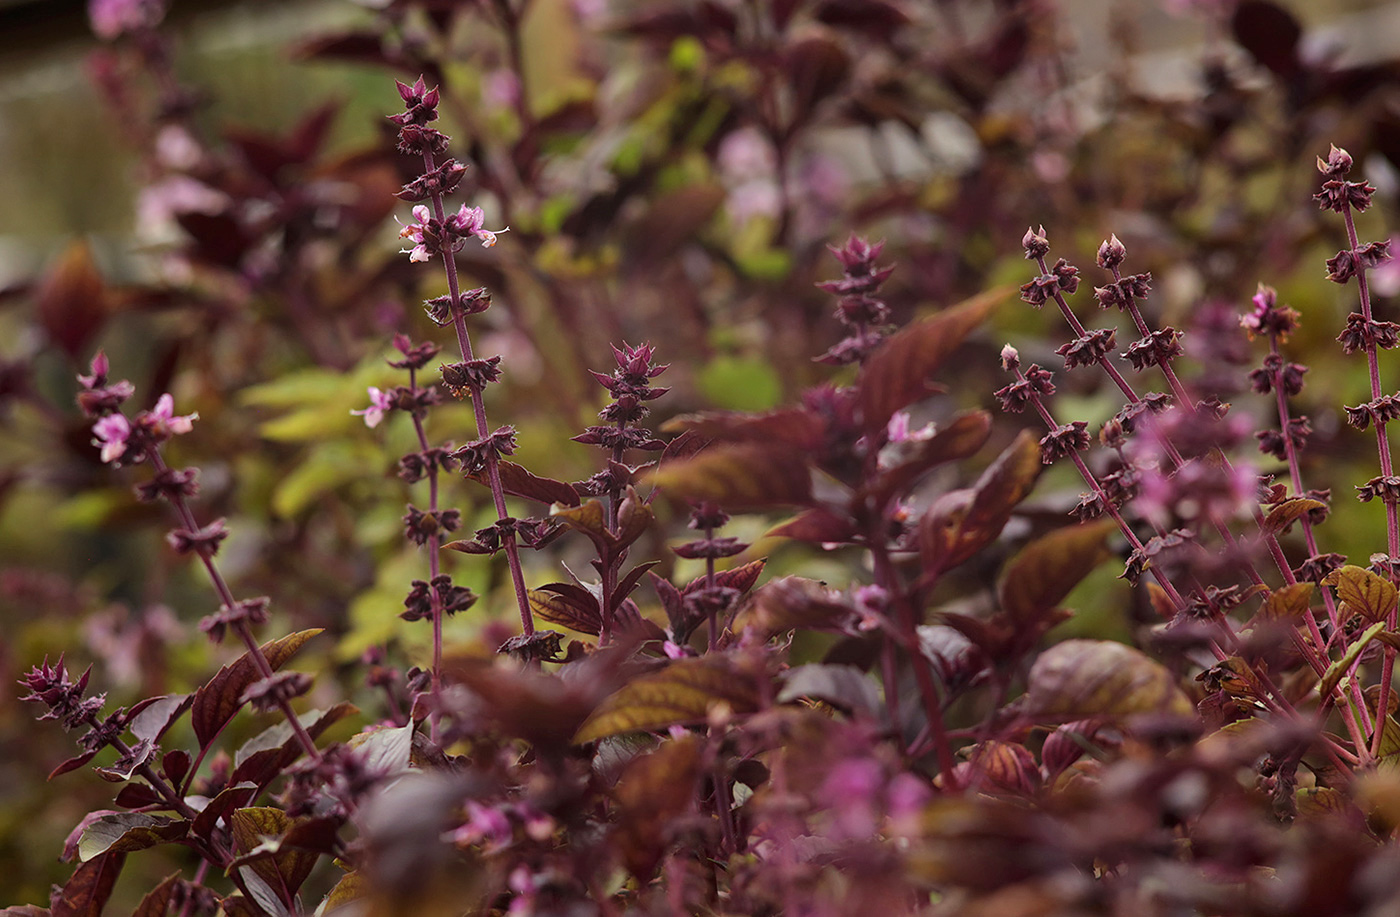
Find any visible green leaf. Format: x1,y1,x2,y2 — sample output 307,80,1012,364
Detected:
997,519,1115,624
856,287,1008,433
575,657,760,743
1319,620,1386,699
191,629,323,749
697,355,783,412
272,441,384,518
78,814,188,861
1325,565,1398,622
1025,639,1193,719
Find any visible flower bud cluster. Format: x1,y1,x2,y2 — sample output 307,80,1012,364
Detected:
815,235,896,365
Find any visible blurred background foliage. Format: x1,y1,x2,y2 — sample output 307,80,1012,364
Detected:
4,0,1400,903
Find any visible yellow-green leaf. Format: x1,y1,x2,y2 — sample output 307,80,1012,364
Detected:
1025,639,1193,719
1319,620,1386,699
575,657,760,743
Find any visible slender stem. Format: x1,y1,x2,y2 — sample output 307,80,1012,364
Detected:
421,148,536,637
149,451,322,762
406,366,446,739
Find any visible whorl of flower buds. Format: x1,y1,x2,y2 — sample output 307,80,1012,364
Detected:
1096,234,1127,270
19,656,105,731
574,343,669,454
1314,145,1376,213
1021,225,1051,260
815,236,896,366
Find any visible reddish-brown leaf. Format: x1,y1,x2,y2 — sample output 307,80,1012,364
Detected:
647,443,813,509
920,430,1041,573
856,287,1006,433
77,814,188,861
467,460,579,507
865,410,993,507
766,506,858,544
612,736,704,878
132,872,183,917
731,575,853,637
51,852,125,917
663,407,826,451
997,520,1114,624
1257,582,1316,621
1261,498,1327,536
191,629,323,749
36,242,112,360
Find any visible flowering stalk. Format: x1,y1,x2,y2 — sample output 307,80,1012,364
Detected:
387,78,537,643
1315,144,1400,757
78,354,322,762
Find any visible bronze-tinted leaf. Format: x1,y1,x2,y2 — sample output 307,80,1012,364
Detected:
622,184,725,264
1024,640,1193,719
132,872,182,917
612,736,703,877
77,814,188,861
1261,498,1327,536
731,575,853,637
866,410,993,508
529,586,602,636
1258,582,1315,621
51,852,125,917
191,629,323,749
952,741,1041,796
1231,0,1302,80
468,460,580,507
229,807,318,900
1325,565,1398,623
320,869,368,913
1,908,53,917
856,287,1007,434
575,656,761,743
615,487,654,551
552,499,610,549
647,443,813,509
1319,621,1386,699
36,241,111,360
998,519,1114,624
